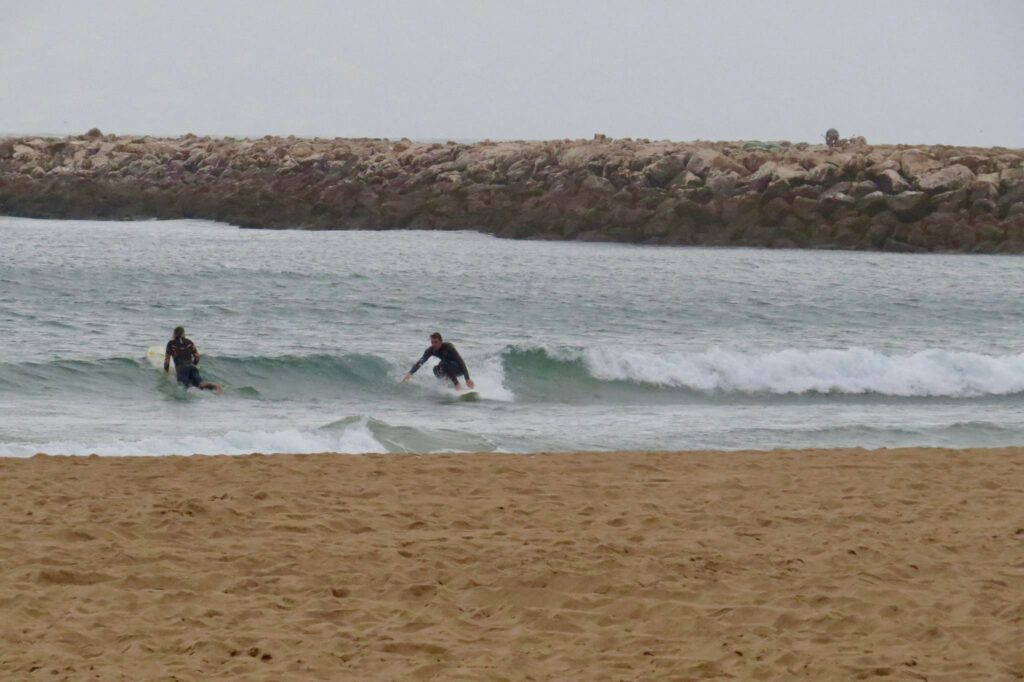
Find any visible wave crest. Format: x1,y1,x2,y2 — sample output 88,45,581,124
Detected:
504,346,1024,398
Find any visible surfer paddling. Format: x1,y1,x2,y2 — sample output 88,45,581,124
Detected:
164,326,222,393
402,332,475,390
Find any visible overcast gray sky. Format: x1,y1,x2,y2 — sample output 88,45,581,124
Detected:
1,0,1021,146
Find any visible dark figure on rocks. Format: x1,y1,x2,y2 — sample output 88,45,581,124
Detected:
825,128,840,148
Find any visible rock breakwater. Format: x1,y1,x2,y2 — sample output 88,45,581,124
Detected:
2,131,1023,253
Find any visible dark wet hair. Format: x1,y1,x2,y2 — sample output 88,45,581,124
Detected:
430,332,442,342
174,326,185,336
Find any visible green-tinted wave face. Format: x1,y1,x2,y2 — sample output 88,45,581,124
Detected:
201,353,397,399
0,353,400,401
8,344,1024,406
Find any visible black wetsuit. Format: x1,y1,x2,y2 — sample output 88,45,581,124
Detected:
409,342,470,385
166,337,204,388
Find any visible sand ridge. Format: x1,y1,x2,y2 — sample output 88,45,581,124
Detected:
0,448,1021,680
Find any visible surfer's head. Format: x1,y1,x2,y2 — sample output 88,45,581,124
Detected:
173,326,185,339
430,332,442,350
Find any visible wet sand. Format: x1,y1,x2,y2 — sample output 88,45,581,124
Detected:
1,448,1021,680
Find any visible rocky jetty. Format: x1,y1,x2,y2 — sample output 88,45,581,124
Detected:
2,130,1023,253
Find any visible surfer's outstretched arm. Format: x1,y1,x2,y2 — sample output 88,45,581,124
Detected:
403,348,434,381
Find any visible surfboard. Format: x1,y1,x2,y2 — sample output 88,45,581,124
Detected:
457,390,480,402
146,346,172,372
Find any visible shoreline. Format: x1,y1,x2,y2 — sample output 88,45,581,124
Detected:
2,132,1023,253
2,446,1021,680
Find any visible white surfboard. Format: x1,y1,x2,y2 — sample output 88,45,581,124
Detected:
146,346,172,372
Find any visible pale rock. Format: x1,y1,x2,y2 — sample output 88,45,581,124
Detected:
819,192,855,216
12,144,38,161
774,165,807,184
868,159,900,175
886,191,930,218
706,170,739,198
899,149,943,180
848,181,878,198
669,171,703,189
875,169,910,194
917,164,975,193
747,161,777,181
644,154,689,187
807,163,840,185
686,148,723,177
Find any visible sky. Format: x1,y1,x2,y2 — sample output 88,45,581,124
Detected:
1,0,1021,146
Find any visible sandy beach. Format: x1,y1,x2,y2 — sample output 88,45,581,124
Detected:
1,448,1021,681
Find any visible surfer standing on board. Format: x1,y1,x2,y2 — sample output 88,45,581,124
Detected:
402,332,475,390
164,326,222,393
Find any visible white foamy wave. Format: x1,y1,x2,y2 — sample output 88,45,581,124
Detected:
471,355,516,401
406,356,515,401
579,347,1024,397
0,420,387,457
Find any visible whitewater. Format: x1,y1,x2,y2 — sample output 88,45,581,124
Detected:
2,217,1023,455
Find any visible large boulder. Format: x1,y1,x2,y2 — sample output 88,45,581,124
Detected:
792,196,820,221
931,188,968,212
875,169,910,194
857,191,889,214
644,154,689,187
761,197,791,225
806,163,841,185
819,192,855,217
969,178,999,203
774,164,808,185
686,148,743,177
11,144,39,162
899,149,943,180
848,180,878,198
706,170,740,198
885,191,930,219
744,161,778,191
917,164,975,193
669,170,703,189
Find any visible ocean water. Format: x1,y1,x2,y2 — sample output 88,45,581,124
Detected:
1,216,1022,456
